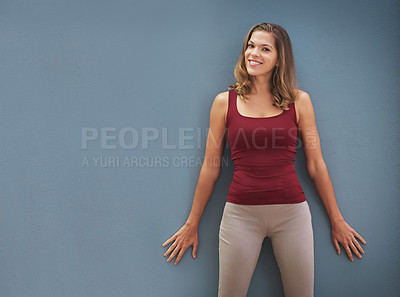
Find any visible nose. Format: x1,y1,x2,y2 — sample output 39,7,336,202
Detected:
250,47,261,57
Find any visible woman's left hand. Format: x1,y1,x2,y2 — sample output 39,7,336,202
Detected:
331,219,366,262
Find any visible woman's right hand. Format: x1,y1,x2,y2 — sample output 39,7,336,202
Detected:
162,223,199,265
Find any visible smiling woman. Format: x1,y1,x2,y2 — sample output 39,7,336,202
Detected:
162,22,366,297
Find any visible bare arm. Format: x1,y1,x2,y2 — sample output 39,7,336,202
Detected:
162,91,228,265
296,90,366,262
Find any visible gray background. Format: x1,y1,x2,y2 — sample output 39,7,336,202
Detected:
0,0,399,296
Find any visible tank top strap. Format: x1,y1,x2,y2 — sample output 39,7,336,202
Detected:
226,88,237,127
289,101,298,125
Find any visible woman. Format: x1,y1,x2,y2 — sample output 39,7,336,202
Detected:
162,22,366,297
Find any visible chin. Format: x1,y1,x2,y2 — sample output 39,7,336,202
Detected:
247,70,262,77
246,68,257,75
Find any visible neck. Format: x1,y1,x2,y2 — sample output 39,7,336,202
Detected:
249,74,273,95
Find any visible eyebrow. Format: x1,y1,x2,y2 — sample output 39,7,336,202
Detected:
248,40,273,48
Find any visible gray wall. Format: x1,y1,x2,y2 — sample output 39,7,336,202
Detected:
0,0,399,296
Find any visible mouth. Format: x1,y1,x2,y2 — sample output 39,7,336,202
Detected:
248,59,263,66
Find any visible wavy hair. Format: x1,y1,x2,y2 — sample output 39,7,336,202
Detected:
229,22,299,110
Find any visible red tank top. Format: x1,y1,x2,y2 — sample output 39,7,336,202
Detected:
226,88,306,205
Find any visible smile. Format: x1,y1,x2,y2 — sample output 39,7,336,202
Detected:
249,60,262,66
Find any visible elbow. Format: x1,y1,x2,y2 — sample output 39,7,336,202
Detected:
201,164,221,182
202,155,223,181
306,159,327,179
306,162,316,178
209,167,222,182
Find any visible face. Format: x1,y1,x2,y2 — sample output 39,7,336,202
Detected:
244,30,279,78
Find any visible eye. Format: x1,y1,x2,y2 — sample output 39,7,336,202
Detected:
247,44,270,52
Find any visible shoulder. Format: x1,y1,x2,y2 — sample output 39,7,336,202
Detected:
293,88,315,124
293,88,311,104
210,91,229,124
214,90,229,104
212,91,229,112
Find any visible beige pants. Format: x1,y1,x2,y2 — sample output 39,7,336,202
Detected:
218,201,314,297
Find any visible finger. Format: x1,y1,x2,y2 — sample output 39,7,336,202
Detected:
353,231,366,245
333,239,340,255
162,235,176,247
349,241,362,259
345,246,354,261
192,243,198,259
167,245,180,263
164,241,177,257
174,246,188,265
353,239,364,254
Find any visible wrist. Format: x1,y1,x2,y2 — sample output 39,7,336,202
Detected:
185,220,199,229
330,216,344,227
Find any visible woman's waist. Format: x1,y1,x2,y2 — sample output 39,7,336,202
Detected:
232,161,296,172
231,164,301,189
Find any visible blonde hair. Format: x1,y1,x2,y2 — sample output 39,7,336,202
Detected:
229,22,299,110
